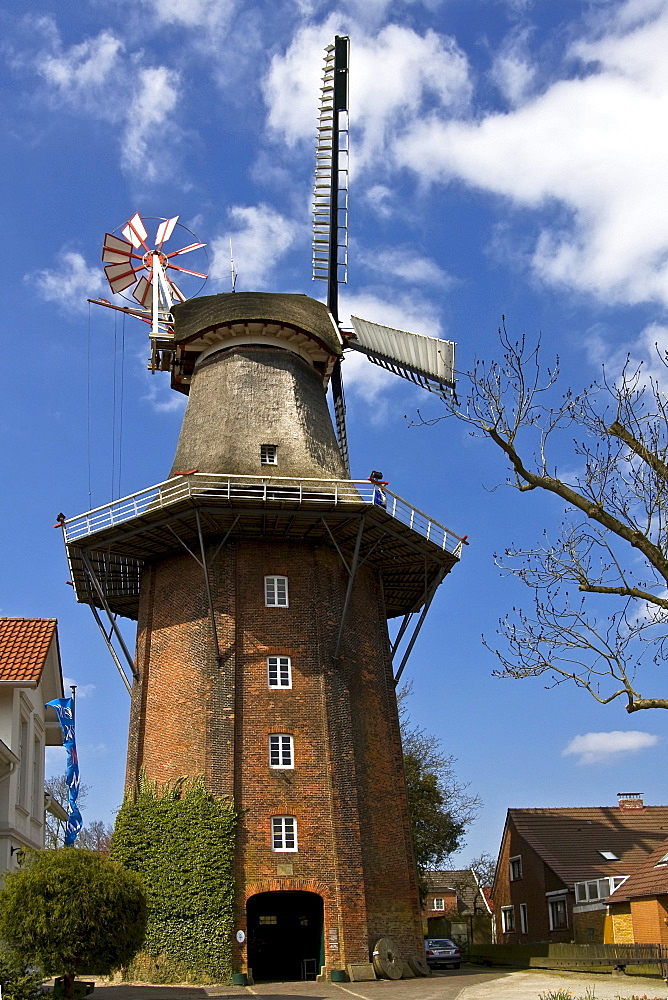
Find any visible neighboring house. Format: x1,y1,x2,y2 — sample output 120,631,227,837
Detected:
423,869,494,944
493,794,668,945
606,840,668,945
0,618,65,875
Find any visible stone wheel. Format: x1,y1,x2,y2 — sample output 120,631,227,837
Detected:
372,937,403,980
408,954,431,977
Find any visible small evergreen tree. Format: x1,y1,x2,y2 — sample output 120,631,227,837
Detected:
0,849,146,1000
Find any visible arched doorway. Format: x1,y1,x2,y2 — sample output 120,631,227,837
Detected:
247,891,324,982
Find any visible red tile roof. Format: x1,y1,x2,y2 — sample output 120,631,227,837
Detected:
608,839,668,903
509,807,668,886
0,618,58,685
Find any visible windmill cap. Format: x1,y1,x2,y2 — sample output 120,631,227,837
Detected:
171,291,343,357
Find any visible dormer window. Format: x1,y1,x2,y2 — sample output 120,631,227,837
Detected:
261,444,278,465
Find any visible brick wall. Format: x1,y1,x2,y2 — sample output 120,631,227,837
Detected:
127,534,424,974
630,897,668,944
493,819,569,943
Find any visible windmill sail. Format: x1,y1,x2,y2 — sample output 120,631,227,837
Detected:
348,316,456,396
312,35,349,320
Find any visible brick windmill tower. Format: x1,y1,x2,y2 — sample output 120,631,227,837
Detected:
64,38,465,982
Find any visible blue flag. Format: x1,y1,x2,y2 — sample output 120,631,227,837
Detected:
45,698,82,846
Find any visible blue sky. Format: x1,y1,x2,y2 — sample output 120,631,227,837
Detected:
4,0,668,865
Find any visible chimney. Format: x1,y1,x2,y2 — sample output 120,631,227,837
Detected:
618,792,644,810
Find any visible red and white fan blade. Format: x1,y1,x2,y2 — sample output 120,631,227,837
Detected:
133,275,152,307
166,241,206,258
104,262,137,294
167,277,187,303
156,216,178,247
123,212,149,249
102,233,134,264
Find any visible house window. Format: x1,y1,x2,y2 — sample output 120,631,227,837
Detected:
261,444,278,465
272,815,297,852
269,734,294,769
501,906,515,932
657,853,668,867
549,898,568,930
259,915,277,925
265,575,288,607
32,734,43,819
574,876,627,903
17,716,29,809
433,898,445,910
509,855,522,881
598,850,618,860
520,903,528,934
268,656,292,688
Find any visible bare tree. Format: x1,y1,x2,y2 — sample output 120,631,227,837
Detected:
422,322,668,713
44,777,111,851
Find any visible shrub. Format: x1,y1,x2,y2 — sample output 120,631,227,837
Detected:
0,951,44,1000
0,848,146,997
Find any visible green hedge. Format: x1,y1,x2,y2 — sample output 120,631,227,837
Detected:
110,776,237,984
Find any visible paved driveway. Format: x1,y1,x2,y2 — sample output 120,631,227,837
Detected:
92,967,668,1000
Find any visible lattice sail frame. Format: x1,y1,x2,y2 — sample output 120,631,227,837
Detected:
312,37,349,305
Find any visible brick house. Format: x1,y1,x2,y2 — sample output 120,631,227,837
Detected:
0,618,65,875
606,839,668,944
424,869,494,943
492,795,668,944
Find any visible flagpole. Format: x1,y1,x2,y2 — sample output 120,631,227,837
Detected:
70,684,76,723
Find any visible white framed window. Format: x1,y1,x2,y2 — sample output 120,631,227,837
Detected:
32,733,43,819
509,855,522,881
260,444,278,465
520,903,528,934
433,897,445,911
574,876,627,903
267,655,292,688
501,906,515,932
17,716,29,809
269,734,294,769
548,897,568,930
272,815,297,852
265,575,288,607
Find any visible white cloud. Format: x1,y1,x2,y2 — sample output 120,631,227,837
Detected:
29,21,182,180
62,676,95,698
489,30,536,107
122,66,181,180
358,245,453,288
210,204,301,290
142,0,235,30
394,1,668,309
264,19,472,175
27,251,105,311
562,730,658,764
38,28,123,106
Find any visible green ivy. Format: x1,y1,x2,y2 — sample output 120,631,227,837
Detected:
110,776,237,984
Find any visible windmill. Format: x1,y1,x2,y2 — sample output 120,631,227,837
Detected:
311,36,455,475
61,35,465,984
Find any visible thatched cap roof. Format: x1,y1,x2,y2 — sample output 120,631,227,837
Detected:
172,292,342,356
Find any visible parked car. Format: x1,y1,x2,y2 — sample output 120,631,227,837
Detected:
424,938,461,969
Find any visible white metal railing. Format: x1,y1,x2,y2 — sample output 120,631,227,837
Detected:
62,473,465,555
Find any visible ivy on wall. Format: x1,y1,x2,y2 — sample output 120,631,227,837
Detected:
110,776,237,984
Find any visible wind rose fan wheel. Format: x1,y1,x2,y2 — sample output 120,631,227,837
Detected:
101,212,208,311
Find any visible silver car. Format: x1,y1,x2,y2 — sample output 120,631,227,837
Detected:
424,938,461,969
